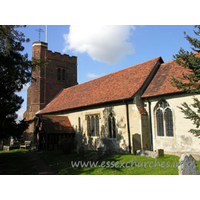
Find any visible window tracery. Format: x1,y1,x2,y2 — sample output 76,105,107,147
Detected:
155,100,174,137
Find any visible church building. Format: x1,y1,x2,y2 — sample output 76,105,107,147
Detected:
23,41,200,157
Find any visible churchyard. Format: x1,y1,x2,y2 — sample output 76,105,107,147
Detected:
0,149,37,175
1,149,200,175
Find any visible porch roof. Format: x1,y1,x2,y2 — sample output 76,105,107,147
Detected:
40,115,75,134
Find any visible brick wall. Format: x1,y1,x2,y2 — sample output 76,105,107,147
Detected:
23,41,78,140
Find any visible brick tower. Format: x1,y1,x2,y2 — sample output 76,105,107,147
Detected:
23,41,78,140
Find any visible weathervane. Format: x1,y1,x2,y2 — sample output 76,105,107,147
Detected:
36,28,44,41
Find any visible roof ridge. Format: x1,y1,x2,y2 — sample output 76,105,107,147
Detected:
161,59,175,65
142,56,187,98
63,56,162,92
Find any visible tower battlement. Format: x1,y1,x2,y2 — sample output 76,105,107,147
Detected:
46,50,77,63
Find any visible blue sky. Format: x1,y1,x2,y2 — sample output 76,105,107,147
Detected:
16,25,196,120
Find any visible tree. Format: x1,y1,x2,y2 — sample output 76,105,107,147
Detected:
0,25,32,140
172,25,200,137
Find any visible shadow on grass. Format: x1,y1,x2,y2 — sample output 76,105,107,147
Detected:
2,149,200,175
0,149,36,175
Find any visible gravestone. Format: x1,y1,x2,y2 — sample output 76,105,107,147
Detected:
78,147,85,155
3,145,10,151
178,154,199,175
136,150,157,158
98,147,105,158
132,134,141,155
157,149,164,157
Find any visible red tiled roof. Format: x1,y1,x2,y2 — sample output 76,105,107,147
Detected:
38,57,162,114
142,60,189,98
41,115,75,134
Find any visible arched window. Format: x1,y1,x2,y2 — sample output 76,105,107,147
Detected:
155,100,174,137
86,114,100,137
108,113,116,138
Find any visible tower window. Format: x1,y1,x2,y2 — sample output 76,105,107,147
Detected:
57,68,61,80
62,69,66,80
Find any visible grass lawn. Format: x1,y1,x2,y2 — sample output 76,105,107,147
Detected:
1,149,200,175
38,150,200,175
0,149,36,175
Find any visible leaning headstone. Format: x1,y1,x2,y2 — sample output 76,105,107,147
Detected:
178,154,199,175
3,145,10,152
157,149,164,157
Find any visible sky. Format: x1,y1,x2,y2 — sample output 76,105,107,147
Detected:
16,25,196,121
